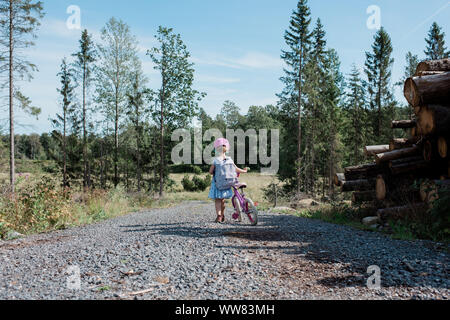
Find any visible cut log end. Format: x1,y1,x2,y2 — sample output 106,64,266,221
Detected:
404,72,450,107
438,137,448,159
391,120,416,129
334,173,345,187
376,175,386,201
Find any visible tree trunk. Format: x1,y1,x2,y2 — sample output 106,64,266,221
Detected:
63,108,67,188
364,145,390,156
100,138,105,189
352,191,375,204
389,138,419,151
404,72,450,107
416,71,446,77
160,94,165,198
114,88,119,188
390,160,428,175
375,146,420,165
418,180,450,203
415,58,450,74
344,163,385,181
297,47,303,196
389,156,424,167
416,105,450,136
310,102,316,196
341,179,376,192
377,204,428,221
391,120,416,129
9,0,14,195
83,67,88,189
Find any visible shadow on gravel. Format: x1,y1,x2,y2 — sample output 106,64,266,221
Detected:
120,213,449,290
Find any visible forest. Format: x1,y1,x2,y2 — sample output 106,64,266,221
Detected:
0,0,449,241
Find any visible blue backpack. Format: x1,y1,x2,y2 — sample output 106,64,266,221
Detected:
214,157,238,191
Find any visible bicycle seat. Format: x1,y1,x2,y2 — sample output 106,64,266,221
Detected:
235,182,247,189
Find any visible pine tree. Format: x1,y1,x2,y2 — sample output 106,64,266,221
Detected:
0,0,44,193
279,0,312,194
396,52,419,87
344,65,368,166
72,29,96,189
364,27,395,144
52,58,76,188
304,18,327,195
424,22,449,60
126,63,149,192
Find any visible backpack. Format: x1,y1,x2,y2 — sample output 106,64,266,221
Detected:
214,157,238,191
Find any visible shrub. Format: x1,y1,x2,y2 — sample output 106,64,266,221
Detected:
0,176,73,234
182,175,196,192
182,174,211,192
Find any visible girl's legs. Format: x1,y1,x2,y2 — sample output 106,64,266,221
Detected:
221,200,226,219
215,199,226,222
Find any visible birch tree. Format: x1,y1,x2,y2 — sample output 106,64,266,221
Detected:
95,17,139,188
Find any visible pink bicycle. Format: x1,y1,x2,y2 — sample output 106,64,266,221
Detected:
231,173,259,226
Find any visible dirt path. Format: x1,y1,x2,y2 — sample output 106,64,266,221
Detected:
0,201,448,300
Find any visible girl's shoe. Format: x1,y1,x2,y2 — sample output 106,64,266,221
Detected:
215,215,225,224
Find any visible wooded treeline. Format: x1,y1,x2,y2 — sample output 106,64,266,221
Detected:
274,0,449,198
1,0,449,200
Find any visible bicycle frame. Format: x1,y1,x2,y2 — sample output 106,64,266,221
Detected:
231,174,256,224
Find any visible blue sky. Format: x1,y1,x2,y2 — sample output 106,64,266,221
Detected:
8,0,450,134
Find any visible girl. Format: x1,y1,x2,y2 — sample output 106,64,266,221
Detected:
208,138,249,223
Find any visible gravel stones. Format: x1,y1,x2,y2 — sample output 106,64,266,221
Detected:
0,200,448,300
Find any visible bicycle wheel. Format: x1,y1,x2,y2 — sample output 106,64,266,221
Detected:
245,198,258,226
232,197,243,222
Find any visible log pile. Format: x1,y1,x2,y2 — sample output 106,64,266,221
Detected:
335,58,450,223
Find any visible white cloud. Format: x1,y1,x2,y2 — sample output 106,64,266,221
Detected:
39,18,83,39
233,52,283,69
196,75,241,84
191,51,283,70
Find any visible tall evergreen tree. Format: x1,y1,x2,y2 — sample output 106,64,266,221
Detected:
321,49,344,197
95,17,139,188
126,63,149,192
0,0,44,193
279,0,312,194
344,65,368,166
72,29,96,189
52,58,76,188
364,27,395,144
396,52,419,87
424,22,449,60
304,18,327,194
147,26,205,197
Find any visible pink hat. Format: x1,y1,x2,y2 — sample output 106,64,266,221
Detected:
214,138,230,149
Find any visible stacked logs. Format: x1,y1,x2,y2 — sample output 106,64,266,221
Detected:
335,58,450,223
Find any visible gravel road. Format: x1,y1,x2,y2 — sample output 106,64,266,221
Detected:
0,201,448,300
